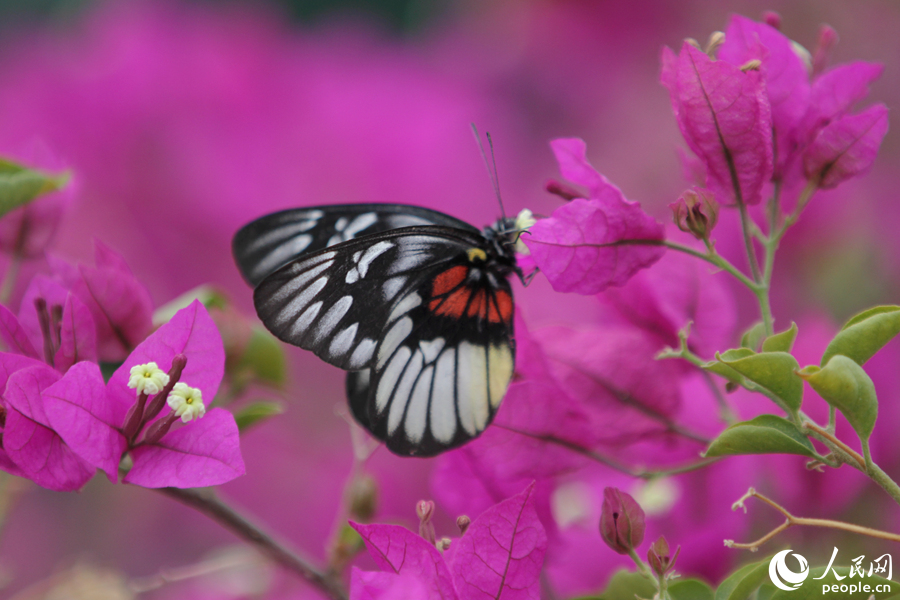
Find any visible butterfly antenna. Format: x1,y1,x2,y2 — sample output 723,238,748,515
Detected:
471,123,507,221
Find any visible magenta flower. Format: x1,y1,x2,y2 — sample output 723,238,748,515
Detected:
49,240,153,361
524,138,665,294
661,41,773,206
802,104,889,189
105,299,243,488
351,484,547,600
0,357,104,491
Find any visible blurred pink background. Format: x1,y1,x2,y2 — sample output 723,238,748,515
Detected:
0,0,898,597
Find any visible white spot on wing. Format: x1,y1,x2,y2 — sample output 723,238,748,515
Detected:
430,349,457,443
406,365,434,443
290,301,323,338
388,350,423,436
265,260,331,306
419,338,445,364
488,344,513,409
382,276,406,301
254,234,313,279
456,341,489,435
344,213,378,238
272,276,328,327
387,292,421,323
345,241,393,284
377,316,412,369
349,338,377,369
314,296,353,341
376,346,411,413
329,323,359,358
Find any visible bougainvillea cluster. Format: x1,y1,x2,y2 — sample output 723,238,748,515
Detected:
0,4,895,600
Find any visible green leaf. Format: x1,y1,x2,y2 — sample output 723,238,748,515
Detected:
717,351,803,413
757,583,777,600
762,322,798,353
582,570,654,600
821,305,900,366
704,415,815,458
236,326,287,388
741,322,766,351
767,565,898,599
152,284,229,326
670,579,714,600
714,557,772,600
234,401,284,432
797,355,877,443
703,348,756,384
0,158,69,219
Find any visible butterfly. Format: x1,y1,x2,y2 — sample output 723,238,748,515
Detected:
232,203,532,457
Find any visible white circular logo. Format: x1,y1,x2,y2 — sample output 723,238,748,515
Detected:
769,550,810,591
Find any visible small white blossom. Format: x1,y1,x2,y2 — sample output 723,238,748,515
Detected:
167,382,206,423
514,208,537,255
127,362,170,397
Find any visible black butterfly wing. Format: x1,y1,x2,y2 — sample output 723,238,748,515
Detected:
233,204,480,286
346,254,516,457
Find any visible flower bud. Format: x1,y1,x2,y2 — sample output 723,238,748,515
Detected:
436,537,452,552
347,474,377,521
670,188,719,241
600,487,645,555
762,11,781,30
647,535,680,577
456,515,471,535
812,24,839,77
546,179,583,201
417,500,436,545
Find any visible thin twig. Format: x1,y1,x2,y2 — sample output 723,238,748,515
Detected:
725,488,900,551
158,487,348,600
803,422,866,470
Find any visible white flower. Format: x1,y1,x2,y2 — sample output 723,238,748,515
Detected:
166,382,206,423
127,362,170,397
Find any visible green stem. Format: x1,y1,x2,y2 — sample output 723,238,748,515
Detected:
0,254,21,305
737,200,762,283
662,240,760,293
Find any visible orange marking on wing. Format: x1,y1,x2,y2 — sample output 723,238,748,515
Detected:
489,291,513,324
467,290,488,319
431,265,467,296
430,287,471,318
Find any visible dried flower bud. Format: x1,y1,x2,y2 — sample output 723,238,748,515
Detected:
436,537,452,551
670,188,719,240
705,31,725,58
546,179,583,201
762,11,781,30
417,500,436,545
647,535,680,577
812,24,839,76
456,515,471,535
600,487,645,555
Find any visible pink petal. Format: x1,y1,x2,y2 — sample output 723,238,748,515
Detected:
0,352,47,392
75,260,154,361
2,365,95,491
124,408,244,488
351,522,458,600
719,15,811,173
803,104,889,189
0,304,38,359
804,62,884,143
448,483,547,600
661,43,773,205
42,361,125,482
350,568,433,600
53,293,98,372
107,300,224,418
3,408,95,491
524,197,664,295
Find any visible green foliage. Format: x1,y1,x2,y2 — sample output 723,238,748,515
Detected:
715,351,803,414
761,322,798,353
821,305,900,366
797,355,877,443
714,558,772,600
0,157,69,219
704,415,815,458
234,401,284,433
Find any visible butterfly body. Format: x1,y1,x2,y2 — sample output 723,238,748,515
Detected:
233,204,523,456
